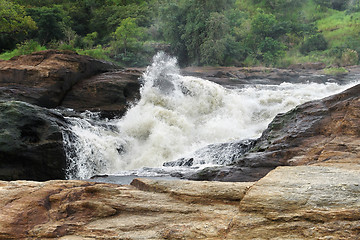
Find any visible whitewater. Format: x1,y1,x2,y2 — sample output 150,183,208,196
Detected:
62,52,360,179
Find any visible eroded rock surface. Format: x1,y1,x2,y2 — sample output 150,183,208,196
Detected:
0,101,67,181
0,179,250,239
0,162,359,239
61,69,141,118
228,165,360,239
0,50,116,108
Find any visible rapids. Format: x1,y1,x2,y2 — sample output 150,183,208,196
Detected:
62,52,360,180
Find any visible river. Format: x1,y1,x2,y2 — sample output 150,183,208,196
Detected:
62,52,360,183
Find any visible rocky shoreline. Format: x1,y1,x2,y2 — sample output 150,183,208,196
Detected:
0,51,359,239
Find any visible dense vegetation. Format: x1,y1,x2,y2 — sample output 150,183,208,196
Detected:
1,0,359,67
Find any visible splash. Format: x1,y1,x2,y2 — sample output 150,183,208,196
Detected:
63,52,359,179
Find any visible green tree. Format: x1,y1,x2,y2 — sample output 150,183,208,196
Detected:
27,6,68,44
83,32,98,48
0,0,37,34
200,12,229,65
113,17,143,56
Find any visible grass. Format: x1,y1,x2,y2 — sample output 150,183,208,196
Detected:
317,11,360,48
323,67,348,75
76,46,113,62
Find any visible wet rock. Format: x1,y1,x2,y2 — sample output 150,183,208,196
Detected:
186,83,360,182
0,101,67,180
245,83,360,166
0,50,116,108
61,70,141,118
163,140,256,167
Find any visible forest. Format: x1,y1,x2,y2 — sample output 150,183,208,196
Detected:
1,0,360,67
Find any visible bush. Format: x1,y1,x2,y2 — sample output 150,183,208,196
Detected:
340,48,359,66
300,34,328,55
323,67,348,75
0,40,46,60
258,37,286,66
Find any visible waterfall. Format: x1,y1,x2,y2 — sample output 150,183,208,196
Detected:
62,52,359,179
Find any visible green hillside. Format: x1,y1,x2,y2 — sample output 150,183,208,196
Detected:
1,0,359,67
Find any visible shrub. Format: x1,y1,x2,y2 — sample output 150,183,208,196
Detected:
323,67,348,75
300,34,328,55
258,37,286,66
0,40,46,60
340,48,359,66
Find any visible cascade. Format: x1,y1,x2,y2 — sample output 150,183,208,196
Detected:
62,52,359,179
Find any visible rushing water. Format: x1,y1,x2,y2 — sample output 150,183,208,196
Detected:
62,52,360,180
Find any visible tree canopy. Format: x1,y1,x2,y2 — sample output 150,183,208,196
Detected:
1,0,359,67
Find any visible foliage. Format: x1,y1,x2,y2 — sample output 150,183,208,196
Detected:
77,46,112,62
1,0,360,67
0,40,46,60
113,17,143,56
26,6,68,44
299,34,328,54
0,0,37,34
340,48,359,66
258,37,286,65
323,67,348,75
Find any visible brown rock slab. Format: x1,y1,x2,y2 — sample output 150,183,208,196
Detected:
226,165,360,239
0,179,243,239
131,178,254,201
0,50,116,108
61,69,141,118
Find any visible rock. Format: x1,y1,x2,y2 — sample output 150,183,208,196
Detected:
61,70,141,118
0,101,67,180
245,83,360,166
227,165,360,239
163,139,256,167
0,179,247,239
0,164,359,239
0,50,117,108
186,83,360,182
131,178,253,201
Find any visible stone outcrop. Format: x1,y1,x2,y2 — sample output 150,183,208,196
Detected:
0,50,116,108
0,179,251,239
0,101,67,181
0,50,141,118
61,69,141,118
0,163,359,239
185,83,360,181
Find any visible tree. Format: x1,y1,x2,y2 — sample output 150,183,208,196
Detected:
27,6,68,44
0,0,37,34
113,17,143,56
200,12,229,65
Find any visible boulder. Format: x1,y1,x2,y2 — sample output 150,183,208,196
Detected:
61,69,141,118
0,101,67,180
227,165,360,239
0,50,117,108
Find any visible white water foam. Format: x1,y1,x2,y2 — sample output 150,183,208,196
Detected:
63,52,360,179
